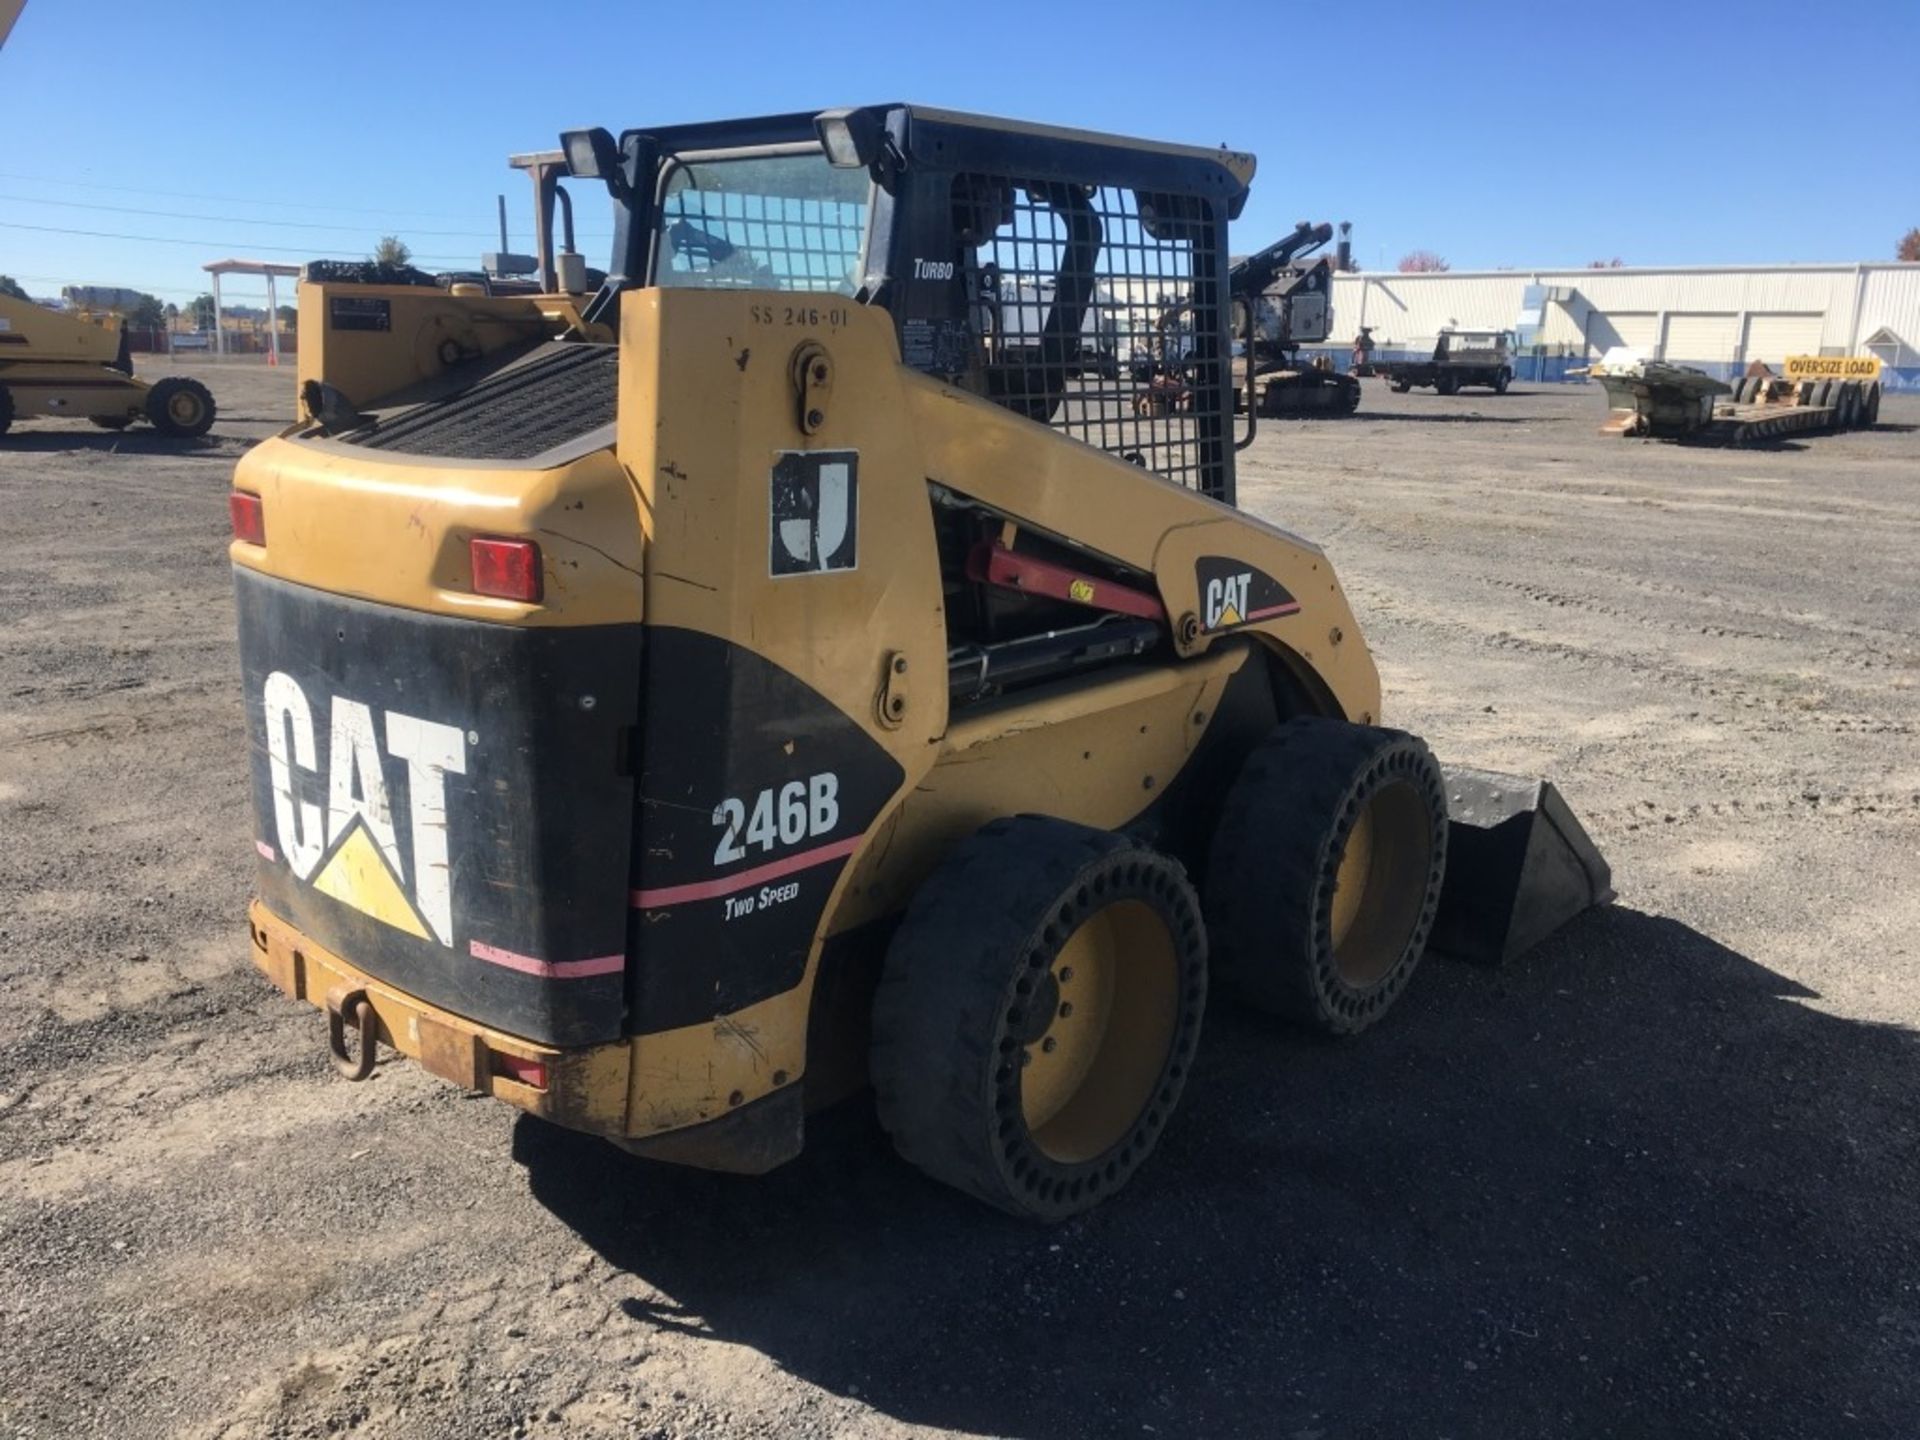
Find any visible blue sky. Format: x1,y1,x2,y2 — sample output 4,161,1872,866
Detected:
3,0,1916,309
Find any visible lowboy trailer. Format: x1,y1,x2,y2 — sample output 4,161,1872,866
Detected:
1590,356,1881,446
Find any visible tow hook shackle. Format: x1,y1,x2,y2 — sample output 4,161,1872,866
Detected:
325,987,379,1082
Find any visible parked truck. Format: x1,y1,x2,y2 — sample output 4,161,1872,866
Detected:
1379,328,1514,395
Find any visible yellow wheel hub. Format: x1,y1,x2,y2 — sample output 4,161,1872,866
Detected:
1020,899,1178,1165
1327,780,1433,990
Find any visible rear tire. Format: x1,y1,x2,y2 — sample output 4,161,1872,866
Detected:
1390,379,1410,394
1436,374,1459,396
1493,369,1510,394
146,376,215,438
1205,717,1448,1035
1864,381,1881,426
872,816,1207,1221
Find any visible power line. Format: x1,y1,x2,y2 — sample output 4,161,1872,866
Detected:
0,169,487,223
6,273,207,297
0,192,496,239
0,220,476,264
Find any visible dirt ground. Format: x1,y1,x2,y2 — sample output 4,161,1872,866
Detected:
2,360,1917,1440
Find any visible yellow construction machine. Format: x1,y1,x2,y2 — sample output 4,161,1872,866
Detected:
0,293,215,438
232,107,1609,1219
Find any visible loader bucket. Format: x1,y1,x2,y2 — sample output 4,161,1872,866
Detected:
1429,766,1614,966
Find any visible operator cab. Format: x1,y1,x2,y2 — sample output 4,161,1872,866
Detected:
563,105,1253,501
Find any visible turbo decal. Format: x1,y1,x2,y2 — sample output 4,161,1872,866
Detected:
260,670,467,946
1195,554,1299,633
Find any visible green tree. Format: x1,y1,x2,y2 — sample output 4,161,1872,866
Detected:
189,293,218,329
124,292,166,329
275,304,298,330
372,235,412,267
0,274,29,301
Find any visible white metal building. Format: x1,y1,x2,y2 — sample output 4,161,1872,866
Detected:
1322,263,1920,390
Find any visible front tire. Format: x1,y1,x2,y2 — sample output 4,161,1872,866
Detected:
1493,369,1511,394
146,376,215,438
1205,717,1448,1035
872,816,1207,1221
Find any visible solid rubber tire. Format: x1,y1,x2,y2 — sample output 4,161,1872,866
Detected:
146,376,215,438
1204,717,1448,1036
871,815,1207,1222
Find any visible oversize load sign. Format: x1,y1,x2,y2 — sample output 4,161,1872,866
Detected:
1784,355,1881,380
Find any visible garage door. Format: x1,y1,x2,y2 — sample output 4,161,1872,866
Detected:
1743,313,1825,365
1589,310,1658,357
1662,312,1739,366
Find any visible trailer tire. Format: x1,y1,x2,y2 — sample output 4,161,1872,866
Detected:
1205,717,1448,1036
1811,380,1833,411
146,377,216,438
0,385,12,437
872,816,1207,1221
1864,382,1881,427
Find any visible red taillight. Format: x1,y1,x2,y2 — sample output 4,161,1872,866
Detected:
470,536,543,602
492,1051,548,1089
229,491,265,546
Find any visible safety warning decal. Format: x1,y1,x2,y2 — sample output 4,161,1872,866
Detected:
1195,555,1299,633
770,450,858,577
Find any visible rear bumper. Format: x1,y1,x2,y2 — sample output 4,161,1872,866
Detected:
248,898,808,1169
248,899,631,1136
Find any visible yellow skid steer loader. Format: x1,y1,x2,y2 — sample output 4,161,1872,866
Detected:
232,107,1608,1219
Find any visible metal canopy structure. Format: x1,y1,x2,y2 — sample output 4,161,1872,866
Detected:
203,258,301,364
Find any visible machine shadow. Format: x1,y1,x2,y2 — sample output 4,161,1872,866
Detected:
516,907,1920,1439
0,431,232,457
1344,409,1538,425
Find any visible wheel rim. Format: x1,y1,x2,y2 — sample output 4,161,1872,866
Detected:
1327,779,1434,989
1021,899,1178,1165
168,390,204,426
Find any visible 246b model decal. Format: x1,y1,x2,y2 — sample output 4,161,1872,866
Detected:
712,773,841,865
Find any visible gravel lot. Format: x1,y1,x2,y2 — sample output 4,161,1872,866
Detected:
2,361,1916,1440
